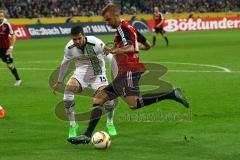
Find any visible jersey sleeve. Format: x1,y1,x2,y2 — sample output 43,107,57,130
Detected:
159,13,164,21
63,45,73,63
5,19,14,35
117,26,133,46
94,37,106,54
136,30,147,44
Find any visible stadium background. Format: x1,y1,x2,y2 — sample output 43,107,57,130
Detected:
1,0,240,160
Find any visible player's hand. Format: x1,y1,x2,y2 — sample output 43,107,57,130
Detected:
52,81,62,95
156,23,163,28
110,48,118,54
103,46,111,55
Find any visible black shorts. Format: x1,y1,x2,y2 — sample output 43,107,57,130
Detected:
155,27,165,34
0,48,13,64
103,71,143,100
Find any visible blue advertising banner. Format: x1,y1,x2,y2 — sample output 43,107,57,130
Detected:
26,21,150,39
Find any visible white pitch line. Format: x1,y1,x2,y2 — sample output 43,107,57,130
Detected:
15,60,233,73
16,61,60,64
144,61,232,73
0,61,236,73
0,67,54,71
168,70,237,73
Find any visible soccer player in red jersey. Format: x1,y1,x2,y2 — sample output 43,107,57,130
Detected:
68,4,189,144
0,10,21,86
152,6,169,46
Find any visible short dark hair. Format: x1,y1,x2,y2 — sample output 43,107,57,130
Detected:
70,26,84,35
102,4,119,16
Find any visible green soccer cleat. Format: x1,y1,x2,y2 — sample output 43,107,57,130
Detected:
68,124,80,138
106,124,117,136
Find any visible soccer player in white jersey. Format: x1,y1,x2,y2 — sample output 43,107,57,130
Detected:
52,26,117,138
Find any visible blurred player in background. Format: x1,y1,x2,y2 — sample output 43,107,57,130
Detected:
52,26,117,138
0,10,21,86
68,4,189,144
152,6,169,46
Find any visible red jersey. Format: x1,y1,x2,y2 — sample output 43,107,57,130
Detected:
114,20,146,75
153,12,164,28
0,18,14,49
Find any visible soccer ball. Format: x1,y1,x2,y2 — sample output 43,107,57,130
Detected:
0,106,5,118
91,131,111,149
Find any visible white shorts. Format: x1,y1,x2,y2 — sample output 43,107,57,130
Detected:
70,70,109,91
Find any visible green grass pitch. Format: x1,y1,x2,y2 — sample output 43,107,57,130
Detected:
0,30,240,160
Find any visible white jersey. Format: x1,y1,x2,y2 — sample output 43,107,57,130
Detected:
63,36,106,76
58,36,117,90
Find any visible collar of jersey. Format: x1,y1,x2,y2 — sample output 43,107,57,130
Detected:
117,19,125,30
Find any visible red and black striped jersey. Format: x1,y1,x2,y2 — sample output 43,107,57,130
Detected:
153,12,164,28
114,20,147,75
0,18,14,49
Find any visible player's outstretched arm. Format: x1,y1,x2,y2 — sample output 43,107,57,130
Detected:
156,20,163,28
111,44,134,55
103,44,134,55
52,58,70,94
6,34,16,55
136,30,151,50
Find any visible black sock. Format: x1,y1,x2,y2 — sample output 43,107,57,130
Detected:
164,37,169,46
137,90,175,108
153,36,156,46
84,104,103,137
9,67,20,80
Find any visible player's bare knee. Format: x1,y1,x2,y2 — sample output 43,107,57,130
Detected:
129,105,137,110
125,96,138,110
92,98,100,104
93,90,109,105
65,84,79,93
65,78,81,93
130,105,138,110
65,85,72,92
93,97,105,105
7,63,13,69
127,102,137,110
